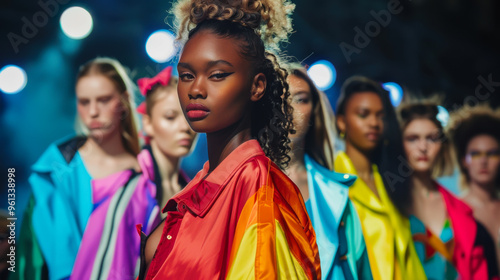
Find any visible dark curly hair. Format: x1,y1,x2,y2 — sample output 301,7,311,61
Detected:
447,104,500,189
173,0,295,169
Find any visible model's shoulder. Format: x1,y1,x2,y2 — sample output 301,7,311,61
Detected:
32,135,86,172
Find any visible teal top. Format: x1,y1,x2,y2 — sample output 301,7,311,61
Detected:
410,216,458,280
304,154,372,280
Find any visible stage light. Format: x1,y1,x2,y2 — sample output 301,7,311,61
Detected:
382,82,403,107
437,106,449,127
145,30,176,63
0,65,27,94
60,7,93,39
307,60,336,91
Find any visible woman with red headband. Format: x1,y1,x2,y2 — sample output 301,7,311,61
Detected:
136,66,197,216
70,66,195,280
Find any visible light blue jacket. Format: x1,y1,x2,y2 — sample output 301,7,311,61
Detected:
304,154,372,280
30,136,92,280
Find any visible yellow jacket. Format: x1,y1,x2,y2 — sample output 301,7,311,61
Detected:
334,152,426,280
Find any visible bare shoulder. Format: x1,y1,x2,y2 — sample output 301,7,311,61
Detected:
122,153,140,172
459,191,473,205
144,220,166,274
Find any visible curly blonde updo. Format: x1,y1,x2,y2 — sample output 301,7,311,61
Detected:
172,0,294,49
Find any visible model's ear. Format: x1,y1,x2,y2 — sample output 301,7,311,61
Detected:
142,114,154,138
250,73,266,102
119,91,130,113
336,114,346,135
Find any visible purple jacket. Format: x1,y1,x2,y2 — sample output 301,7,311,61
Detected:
71,149,161,279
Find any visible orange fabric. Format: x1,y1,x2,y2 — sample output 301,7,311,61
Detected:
227,158,321,279
143,140,320,280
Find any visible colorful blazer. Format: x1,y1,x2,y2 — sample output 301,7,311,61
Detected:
71,149,164,279
304,154,372,280
141,140,321,280
334,152,426,280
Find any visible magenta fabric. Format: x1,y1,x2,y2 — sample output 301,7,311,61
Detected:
71,150,160,279
438,183,491,280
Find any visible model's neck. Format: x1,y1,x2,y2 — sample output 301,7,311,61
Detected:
150,140,180,186
468,181,498,202
82,131,128,157
206,117,252,173
345,142,373,178
288,138,306,169
411,171,437,193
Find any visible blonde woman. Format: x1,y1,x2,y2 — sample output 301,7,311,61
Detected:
399,102,498,279
16,57,140,280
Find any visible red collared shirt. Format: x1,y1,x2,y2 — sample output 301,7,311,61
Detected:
145,140,320,280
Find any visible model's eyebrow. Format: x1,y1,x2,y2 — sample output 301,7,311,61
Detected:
177,62,193,71
207,60,233,68
177,60,233,72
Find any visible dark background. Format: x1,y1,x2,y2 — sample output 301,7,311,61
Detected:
1,0,500,222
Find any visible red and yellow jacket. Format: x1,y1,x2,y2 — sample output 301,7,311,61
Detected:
143,140,321,279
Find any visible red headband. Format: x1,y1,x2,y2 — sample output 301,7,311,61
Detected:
136,66,173,115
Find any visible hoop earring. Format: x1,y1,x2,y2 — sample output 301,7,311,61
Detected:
340,132,345,139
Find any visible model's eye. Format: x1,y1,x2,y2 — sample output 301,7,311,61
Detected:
210,72,233,80
164,113,177,121
468,151,481,158
405,135,418,142
99,97,112,104
179,73,194,81
487,150,500,158
78,99,89,106
357,112,368,118
291,94,310,104
428,134,441,143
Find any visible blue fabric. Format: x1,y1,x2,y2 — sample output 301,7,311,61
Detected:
410,216,458,280
304,154,372,280
30,136,93,280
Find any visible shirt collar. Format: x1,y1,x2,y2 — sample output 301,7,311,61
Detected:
163,139,265,217
334,151,385,212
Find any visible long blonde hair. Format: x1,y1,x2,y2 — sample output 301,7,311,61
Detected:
75,57,141,156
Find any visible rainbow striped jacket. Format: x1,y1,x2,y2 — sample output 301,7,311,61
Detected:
142,140,321,280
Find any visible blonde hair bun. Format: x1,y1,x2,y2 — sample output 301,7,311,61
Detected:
172,0,295,49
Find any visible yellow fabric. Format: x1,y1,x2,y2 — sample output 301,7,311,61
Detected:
275,222,309,280
226,174,314,280
227,222,258,280
226,221,309,280
334,152,426,280
413,228,454,262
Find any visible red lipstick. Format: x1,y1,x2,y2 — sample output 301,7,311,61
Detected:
89,121,104,129
365,132,380,141
417,156,429,161
185,103,210,120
